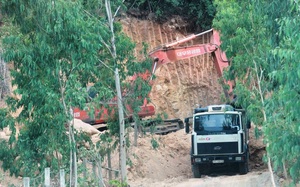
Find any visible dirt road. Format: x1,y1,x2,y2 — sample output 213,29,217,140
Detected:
174,171,276,187
129,171,278,187
123,128,279,187
175,172,272,187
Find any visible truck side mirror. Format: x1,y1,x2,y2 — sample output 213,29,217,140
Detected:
185,117,190,133
246,119,251,129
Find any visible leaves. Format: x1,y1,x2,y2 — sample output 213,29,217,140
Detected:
1,0,152,179
214,0,300,183
125,0,215,30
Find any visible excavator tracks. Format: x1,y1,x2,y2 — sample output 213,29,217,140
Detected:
141,118,184,135
91,118,184,135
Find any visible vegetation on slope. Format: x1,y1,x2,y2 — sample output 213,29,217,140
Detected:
125,0,215,31
214,0,300,184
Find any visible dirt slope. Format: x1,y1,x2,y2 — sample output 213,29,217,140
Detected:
121,16,223,119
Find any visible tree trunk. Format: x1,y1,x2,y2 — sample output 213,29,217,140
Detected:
282,159,288,179
105,0,127,183
133,116,139,147
107,148,112,180
115,68,127,183
254,60,276,187
97,154,104,187
0,53,11,99
69,119,78,187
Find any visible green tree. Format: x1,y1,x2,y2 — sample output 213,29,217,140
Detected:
214,0,300,184
264,1,300,183
214,0,271,126
125,0,216,31
0,0,151,185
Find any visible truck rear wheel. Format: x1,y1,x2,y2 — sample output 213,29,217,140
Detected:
192,165,201,178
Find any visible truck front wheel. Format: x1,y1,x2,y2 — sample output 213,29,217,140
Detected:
192,165,201,178
239,161,248,174
239,152,249,174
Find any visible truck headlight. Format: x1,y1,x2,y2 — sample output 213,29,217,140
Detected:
194,158,201,163
235,157,242,161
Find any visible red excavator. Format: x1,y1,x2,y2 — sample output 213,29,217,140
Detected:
148,29,233,95
73,29,232,133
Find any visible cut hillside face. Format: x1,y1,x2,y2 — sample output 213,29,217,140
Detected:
120,16,223,120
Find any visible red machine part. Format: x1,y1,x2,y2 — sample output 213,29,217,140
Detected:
74,29,232,124
149,29,233,95
73,99,155,125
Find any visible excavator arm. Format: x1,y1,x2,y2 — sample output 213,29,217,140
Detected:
148,29,233,98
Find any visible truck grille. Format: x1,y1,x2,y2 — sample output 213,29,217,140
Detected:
197,142,238,154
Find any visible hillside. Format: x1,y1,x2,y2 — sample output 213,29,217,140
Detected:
120,16,223,119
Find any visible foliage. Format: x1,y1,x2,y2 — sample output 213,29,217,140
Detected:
264,1,300,183
77,144,105,187
214,0,270,125
214,0,300,183
109,179,129,187
125,0,215,31
1,0,105,176
0,0,152,181
150,137,159,150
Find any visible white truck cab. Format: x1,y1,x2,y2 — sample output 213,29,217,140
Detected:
185,104,251,178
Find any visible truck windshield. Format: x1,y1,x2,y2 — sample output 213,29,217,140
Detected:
194,114,240,133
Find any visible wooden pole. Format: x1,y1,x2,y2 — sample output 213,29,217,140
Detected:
107,148,112,180
60,169,66,187
45,167,50,187
23,177,30,187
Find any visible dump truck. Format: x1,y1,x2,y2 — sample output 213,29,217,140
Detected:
185,104,251,177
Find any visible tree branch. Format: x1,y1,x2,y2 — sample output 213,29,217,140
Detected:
112,0,126,22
